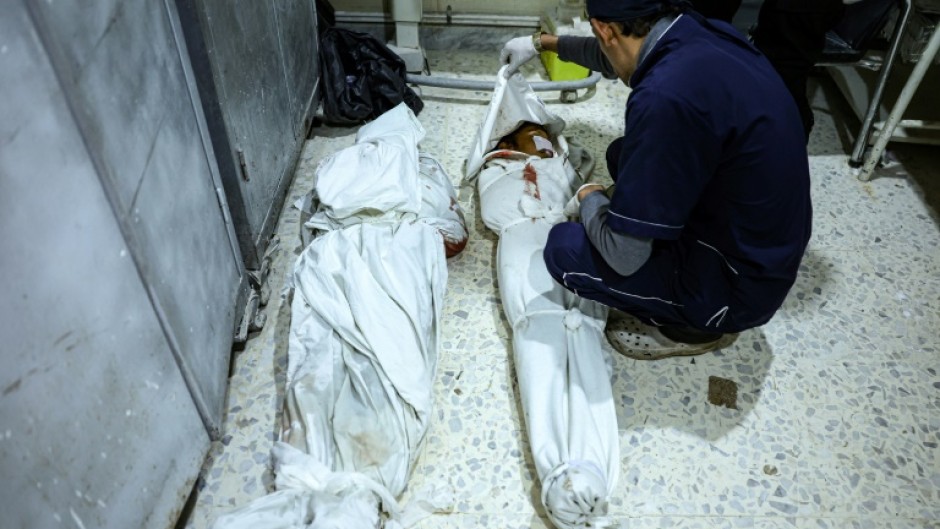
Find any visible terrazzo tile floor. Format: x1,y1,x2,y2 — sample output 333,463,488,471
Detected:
182,49,940,529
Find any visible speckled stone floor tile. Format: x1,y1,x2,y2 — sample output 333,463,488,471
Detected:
798,520,940,529
809,156,940,253
183,47,940,529
412,513,553,529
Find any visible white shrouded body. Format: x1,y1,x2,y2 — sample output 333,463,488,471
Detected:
464,67,620,529
212,104,465,529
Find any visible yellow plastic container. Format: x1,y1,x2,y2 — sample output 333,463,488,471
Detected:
540,50,590,81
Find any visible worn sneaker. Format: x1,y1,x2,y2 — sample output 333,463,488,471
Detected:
605,310,737,360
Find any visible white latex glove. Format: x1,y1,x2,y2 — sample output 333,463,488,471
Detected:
563,194,581,219
500,35,538,76
564,183,605,219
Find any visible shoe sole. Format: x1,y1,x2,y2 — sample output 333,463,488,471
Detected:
606,332,737,360
604,317,738,360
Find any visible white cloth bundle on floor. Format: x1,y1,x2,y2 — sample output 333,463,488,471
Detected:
305,105,467,252
212,103,462,529
464,68,619,529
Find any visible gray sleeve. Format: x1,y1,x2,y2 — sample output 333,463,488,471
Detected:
579,191,652,276
556,36,617,79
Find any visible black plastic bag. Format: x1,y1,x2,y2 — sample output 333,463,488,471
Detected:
319,27,423,123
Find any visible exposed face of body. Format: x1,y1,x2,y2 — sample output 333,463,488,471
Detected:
496,122,555,158
590,19,645,85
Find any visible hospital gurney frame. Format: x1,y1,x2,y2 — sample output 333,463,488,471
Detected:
858,15,940,180
824,1,940,180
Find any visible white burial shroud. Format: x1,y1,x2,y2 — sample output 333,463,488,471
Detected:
464,67,620,529
211,103,466,529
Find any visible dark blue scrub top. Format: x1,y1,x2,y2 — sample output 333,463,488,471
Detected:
607,13,812,328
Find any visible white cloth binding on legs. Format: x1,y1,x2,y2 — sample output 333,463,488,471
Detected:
464,68,619,529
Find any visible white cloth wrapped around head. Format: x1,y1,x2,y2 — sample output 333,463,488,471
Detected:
306,103,468,256
465,66,567,181
465,67,595,233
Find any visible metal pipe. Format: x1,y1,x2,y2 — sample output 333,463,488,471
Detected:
849,0,914,166
406,71,604,91
335,10,540,28
859,20,940,181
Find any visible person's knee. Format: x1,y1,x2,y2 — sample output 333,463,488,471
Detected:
543,222,589,281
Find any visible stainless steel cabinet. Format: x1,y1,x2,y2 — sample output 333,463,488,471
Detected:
178,0,321,270
0,2,217,529
1,0,250,526
24,0,244,434
1,0,320,525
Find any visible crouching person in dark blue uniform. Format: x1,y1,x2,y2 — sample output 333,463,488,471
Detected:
500,0,811,359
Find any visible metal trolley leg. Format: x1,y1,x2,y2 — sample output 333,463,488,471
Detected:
859,19,940,180
849,0,914,166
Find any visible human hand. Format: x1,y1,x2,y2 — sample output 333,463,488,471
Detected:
577,184,606,201
564,183,605,219
499,35,538,76
563,194,581,219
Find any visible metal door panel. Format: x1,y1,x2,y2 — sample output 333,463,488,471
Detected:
27,0,244,431
0,5,208,527
28,1,176,214
274,0,320,139
199,1,295,236
130,101,239,426
186,0,319,266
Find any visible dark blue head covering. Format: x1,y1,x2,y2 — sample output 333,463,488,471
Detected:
586,0,667,20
